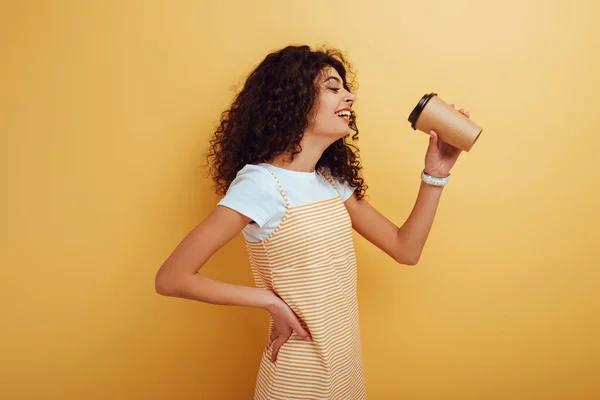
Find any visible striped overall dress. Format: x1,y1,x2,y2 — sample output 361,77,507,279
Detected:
245,170,367,399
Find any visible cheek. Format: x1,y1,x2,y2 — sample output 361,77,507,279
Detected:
315,109,337,124
317,96,338,116
308,93,337,124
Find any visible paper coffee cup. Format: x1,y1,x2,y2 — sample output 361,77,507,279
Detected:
408,93,483,152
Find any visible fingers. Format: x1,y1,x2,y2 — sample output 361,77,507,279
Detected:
271,332,292,363
450,103,470,118
271,324,312,363
271,337,283,362
291,321,312,342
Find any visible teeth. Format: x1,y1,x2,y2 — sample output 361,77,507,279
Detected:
336,110,351,117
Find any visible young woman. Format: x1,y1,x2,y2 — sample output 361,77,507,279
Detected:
155,44,469,399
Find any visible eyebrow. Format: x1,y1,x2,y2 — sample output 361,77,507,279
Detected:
324,76,342,84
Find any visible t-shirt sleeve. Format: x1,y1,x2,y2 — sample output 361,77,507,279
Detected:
216,165,279,227
334,178,357,202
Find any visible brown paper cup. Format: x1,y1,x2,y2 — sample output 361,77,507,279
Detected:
408,93,483,152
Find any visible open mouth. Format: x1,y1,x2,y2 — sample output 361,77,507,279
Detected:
335,110,351,120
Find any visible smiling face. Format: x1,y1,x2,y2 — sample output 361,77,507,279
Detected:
306,65,356,141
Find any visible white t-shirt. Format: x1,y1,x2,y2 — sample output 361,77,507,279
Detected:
217,163,356,242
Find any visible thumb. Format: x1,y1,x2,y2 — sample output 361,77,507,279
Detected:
428,130,441,152
429,130,438,143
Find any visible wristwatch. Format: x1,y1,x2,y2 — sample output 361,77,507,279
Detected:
421,170,451,186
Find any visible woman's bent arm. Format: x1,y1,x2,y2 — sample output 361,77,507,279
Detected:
155,205,277,311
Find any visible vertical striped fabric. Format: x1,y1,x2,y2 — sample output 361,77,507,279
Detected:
245,172,367,399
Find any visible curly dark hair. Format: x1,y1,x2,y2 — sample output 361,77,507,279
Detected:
205,44,367,200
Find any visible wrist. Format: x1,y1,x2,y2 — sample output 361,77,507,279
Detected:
258,288,281,312
424,168,450,178
421,179,445,190
421,169,451,187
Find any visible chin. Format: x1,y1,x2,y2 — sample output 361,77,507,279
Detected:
311,125,351,142
318,131,346,141
335,129,352,139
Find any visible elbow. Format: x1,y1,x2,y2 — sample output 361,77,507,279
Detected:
155,271,178,296
405,258,420,266
394,253,420,266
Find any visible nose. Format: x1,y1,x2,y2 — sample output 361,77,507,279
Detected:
345,92,355,106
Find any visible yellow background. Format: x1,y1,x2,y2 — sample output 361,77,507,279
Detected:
2,0,599,398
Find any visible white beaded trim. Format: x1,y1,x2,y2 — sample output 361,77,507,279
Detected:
421,170,450,186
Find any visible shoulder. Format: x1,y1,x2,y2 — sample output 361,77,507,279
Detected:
230,164,278,189
327,173,356,202
223,164,283,201
216,164,281,227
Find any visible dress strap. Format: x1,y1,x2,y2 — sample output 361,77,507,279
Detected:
266,170,291,208
322,170,341,196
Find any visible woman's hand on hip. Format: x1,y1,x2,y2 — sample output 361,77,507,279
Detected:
265,293,312,362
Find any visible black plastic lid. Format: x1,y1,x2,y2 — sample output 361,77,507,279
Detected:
408,92,437,129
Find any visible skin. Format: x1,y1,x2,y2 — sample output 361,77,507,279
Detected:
155,66,471,362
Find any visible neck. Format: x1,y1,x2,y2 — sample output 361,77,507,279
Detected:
268,134,335,173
